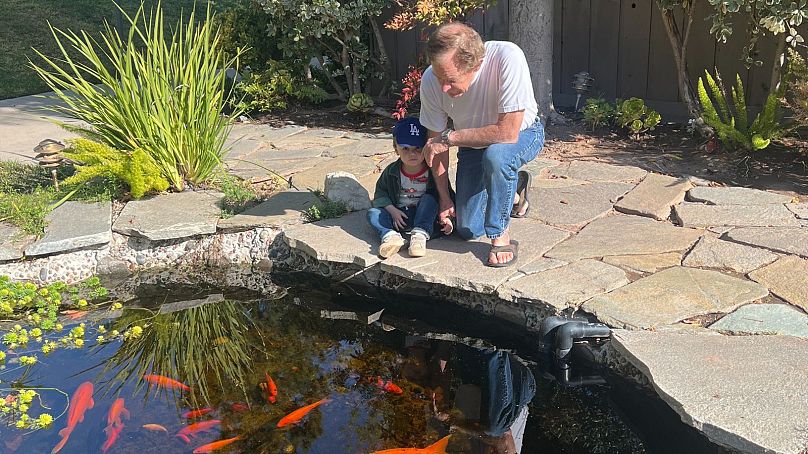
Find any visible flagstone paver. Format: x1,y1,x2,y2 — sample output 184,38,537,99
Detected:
611,330,808,454
530,178,589,188
217,190,318,231
681,236,779,273
545,215,703,261
523,157,560,179
673,202,801,227
724,227,808,257
515,257,567,276
0,223,35,261
614,173,692,220
748,255,808,313
687,186,796,205
581,267,769,329
709,304,808,338
549,160,648,183
601,252,682,273
381,219,570,293
527,182,634,229
289,156,378,191
786,203,808,219
112,191,222,241
282,210,380,268
322,138,392,157
497,259,629,309
26,202,111,257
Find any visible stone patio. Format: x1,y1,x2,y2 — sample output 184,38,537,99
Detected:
2,112,808,453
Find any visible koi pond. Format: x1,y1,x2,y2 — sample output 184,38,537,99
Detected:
0,277,724,454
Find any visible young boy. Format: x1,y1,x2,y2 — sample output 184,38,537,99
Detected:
368,117,452,258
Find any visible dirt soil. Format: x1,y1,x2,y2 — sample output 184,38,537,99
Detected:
258,103,808,198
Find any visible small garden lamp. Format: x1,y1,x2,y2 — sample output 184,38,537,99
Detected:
571,71,594,111
33,139,65,190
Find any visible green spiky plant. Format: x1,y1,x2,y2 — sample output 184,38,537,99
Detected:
30,2,244,191
697,69,781,151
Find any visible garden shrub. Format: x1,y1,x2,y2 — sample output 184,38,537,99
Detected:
614,98,662,137
582,97,615,130
782,48,808,129
698,69,781,151
347,93,375,114
213,0,281,71
30,3,243,191
233,61,328,113
60,138,170,199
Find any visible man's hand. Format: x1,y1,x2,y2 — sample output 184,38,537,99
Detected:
423,137,450,167
384,205,408,230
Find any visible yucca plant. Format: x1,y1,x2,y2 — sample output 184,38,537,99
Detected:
30,2,244,191
697,69,781,151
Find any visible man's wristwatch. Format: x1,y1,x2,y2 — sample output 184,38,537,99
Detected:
440,128,454,146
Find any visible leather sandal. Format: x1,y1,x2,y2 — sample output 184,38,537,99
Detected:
487,240,519,268
510,170,532,218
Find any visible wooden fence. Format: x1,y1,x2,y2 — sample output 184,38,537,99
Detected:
379,0,784,119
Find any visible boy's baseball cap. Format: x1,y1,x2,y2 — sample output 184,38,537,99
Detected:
393,117,427,148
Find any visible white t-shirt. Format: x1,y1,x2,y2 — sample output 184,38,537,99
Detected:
397,167,429,208
419,41,538,139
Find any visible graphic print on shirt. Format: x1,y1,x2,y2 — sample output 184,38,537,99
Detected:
398,167,428,208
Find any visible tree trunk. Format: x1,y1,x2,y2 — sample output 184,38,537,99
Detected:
317,55,346,100
656,0,702,121
509,0,556,123
369,16,393,97
769,32,787,95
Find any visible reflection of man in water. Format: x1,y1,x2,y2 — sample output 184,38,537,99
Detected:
402,337,536,454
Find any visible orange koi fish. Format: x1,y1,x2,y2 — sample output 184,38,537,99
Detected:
106,398,130,426
371,435,450,454
51,381,95,454
143,374,190,391
192,436,242,453
276,399,330,428
60,310,86,320
101,422,124,453
183,407,214,419
175,420,222,444
376,377,403,395
142,424,168,433
230,402,249,412
264,372,277,404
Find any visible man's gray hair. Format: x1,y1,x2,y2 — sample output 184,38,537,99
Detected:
426,23,485,73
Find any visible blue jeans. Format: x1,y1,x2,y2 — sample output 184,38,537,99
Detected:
455,120,544,240
367,194,439,240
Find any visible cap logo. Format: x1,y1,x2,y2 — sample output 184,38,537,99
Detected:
410,124,420,136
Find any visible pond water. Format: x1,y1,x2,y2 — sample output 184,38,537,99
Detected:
0,279,723,454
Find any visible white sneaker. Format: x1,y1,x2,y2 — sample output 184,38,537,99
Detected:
408,232,428,257
379,233,405,258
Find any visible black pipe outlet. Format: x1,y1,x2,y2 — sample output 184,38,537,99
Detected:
537,315,611,387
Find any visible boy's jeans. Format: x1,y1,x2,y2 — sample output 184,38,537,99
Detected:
367,194,439,240
455,120,544,240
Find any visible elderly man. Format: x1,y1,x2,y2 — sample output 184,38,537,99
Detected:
419,22,544,267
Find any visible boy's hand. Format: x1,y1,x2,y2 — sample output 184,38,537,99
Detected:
384,205,408,230
440,217,454,235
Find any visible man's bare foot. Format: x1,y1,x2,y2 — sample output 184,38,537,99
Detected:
512,193,529,217
489,230,514,266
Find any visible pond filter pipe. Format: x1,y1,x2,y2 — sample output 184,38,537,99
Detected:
538,316,611,387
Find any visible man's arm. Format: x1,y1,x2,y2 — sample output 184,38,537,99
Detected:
447,110,525,148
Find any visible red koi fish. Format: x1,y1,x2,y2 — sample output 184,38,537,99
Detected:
106,398,130,426
143,374,190,391
376,377,403,395
192,436,242,453
183,407,214,419
101,422,124,453
276,399,330,428
264,372,277,404
51,381,95,454
175,420,221,444
230,402,249,412
371,435,450,454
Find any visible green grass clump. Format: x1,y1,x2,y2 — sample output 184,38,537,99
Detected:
302,191,349,222
215,172,261,218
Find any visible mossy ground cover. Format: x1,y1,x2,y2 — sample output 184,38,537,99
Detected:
0,0,239,100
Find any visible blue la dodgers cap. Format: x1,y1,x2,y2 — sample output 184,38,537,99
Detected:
393,117,428,148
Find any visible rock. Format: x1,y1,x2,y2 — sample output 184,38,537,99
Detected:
672,202,800,228
724,227,808,258
324,172,371,211
0,223,35,261
548,160,648,183
283,210,380,267
527,182,634,229
26,202,111,256
687,186,796,205
380,219,570,294
602,252,682,273
681,236,779,273
112,191,222,241
748,255,808,313
709,304,808,338
218,190,318,231
786,203,808,219
545,215,703,261
582,267,768,329
611,329,808,454
498,259,629,309
614,173,692,220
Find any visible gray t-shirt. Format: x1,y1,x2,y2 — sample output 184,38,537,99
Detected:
419,41,538,142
